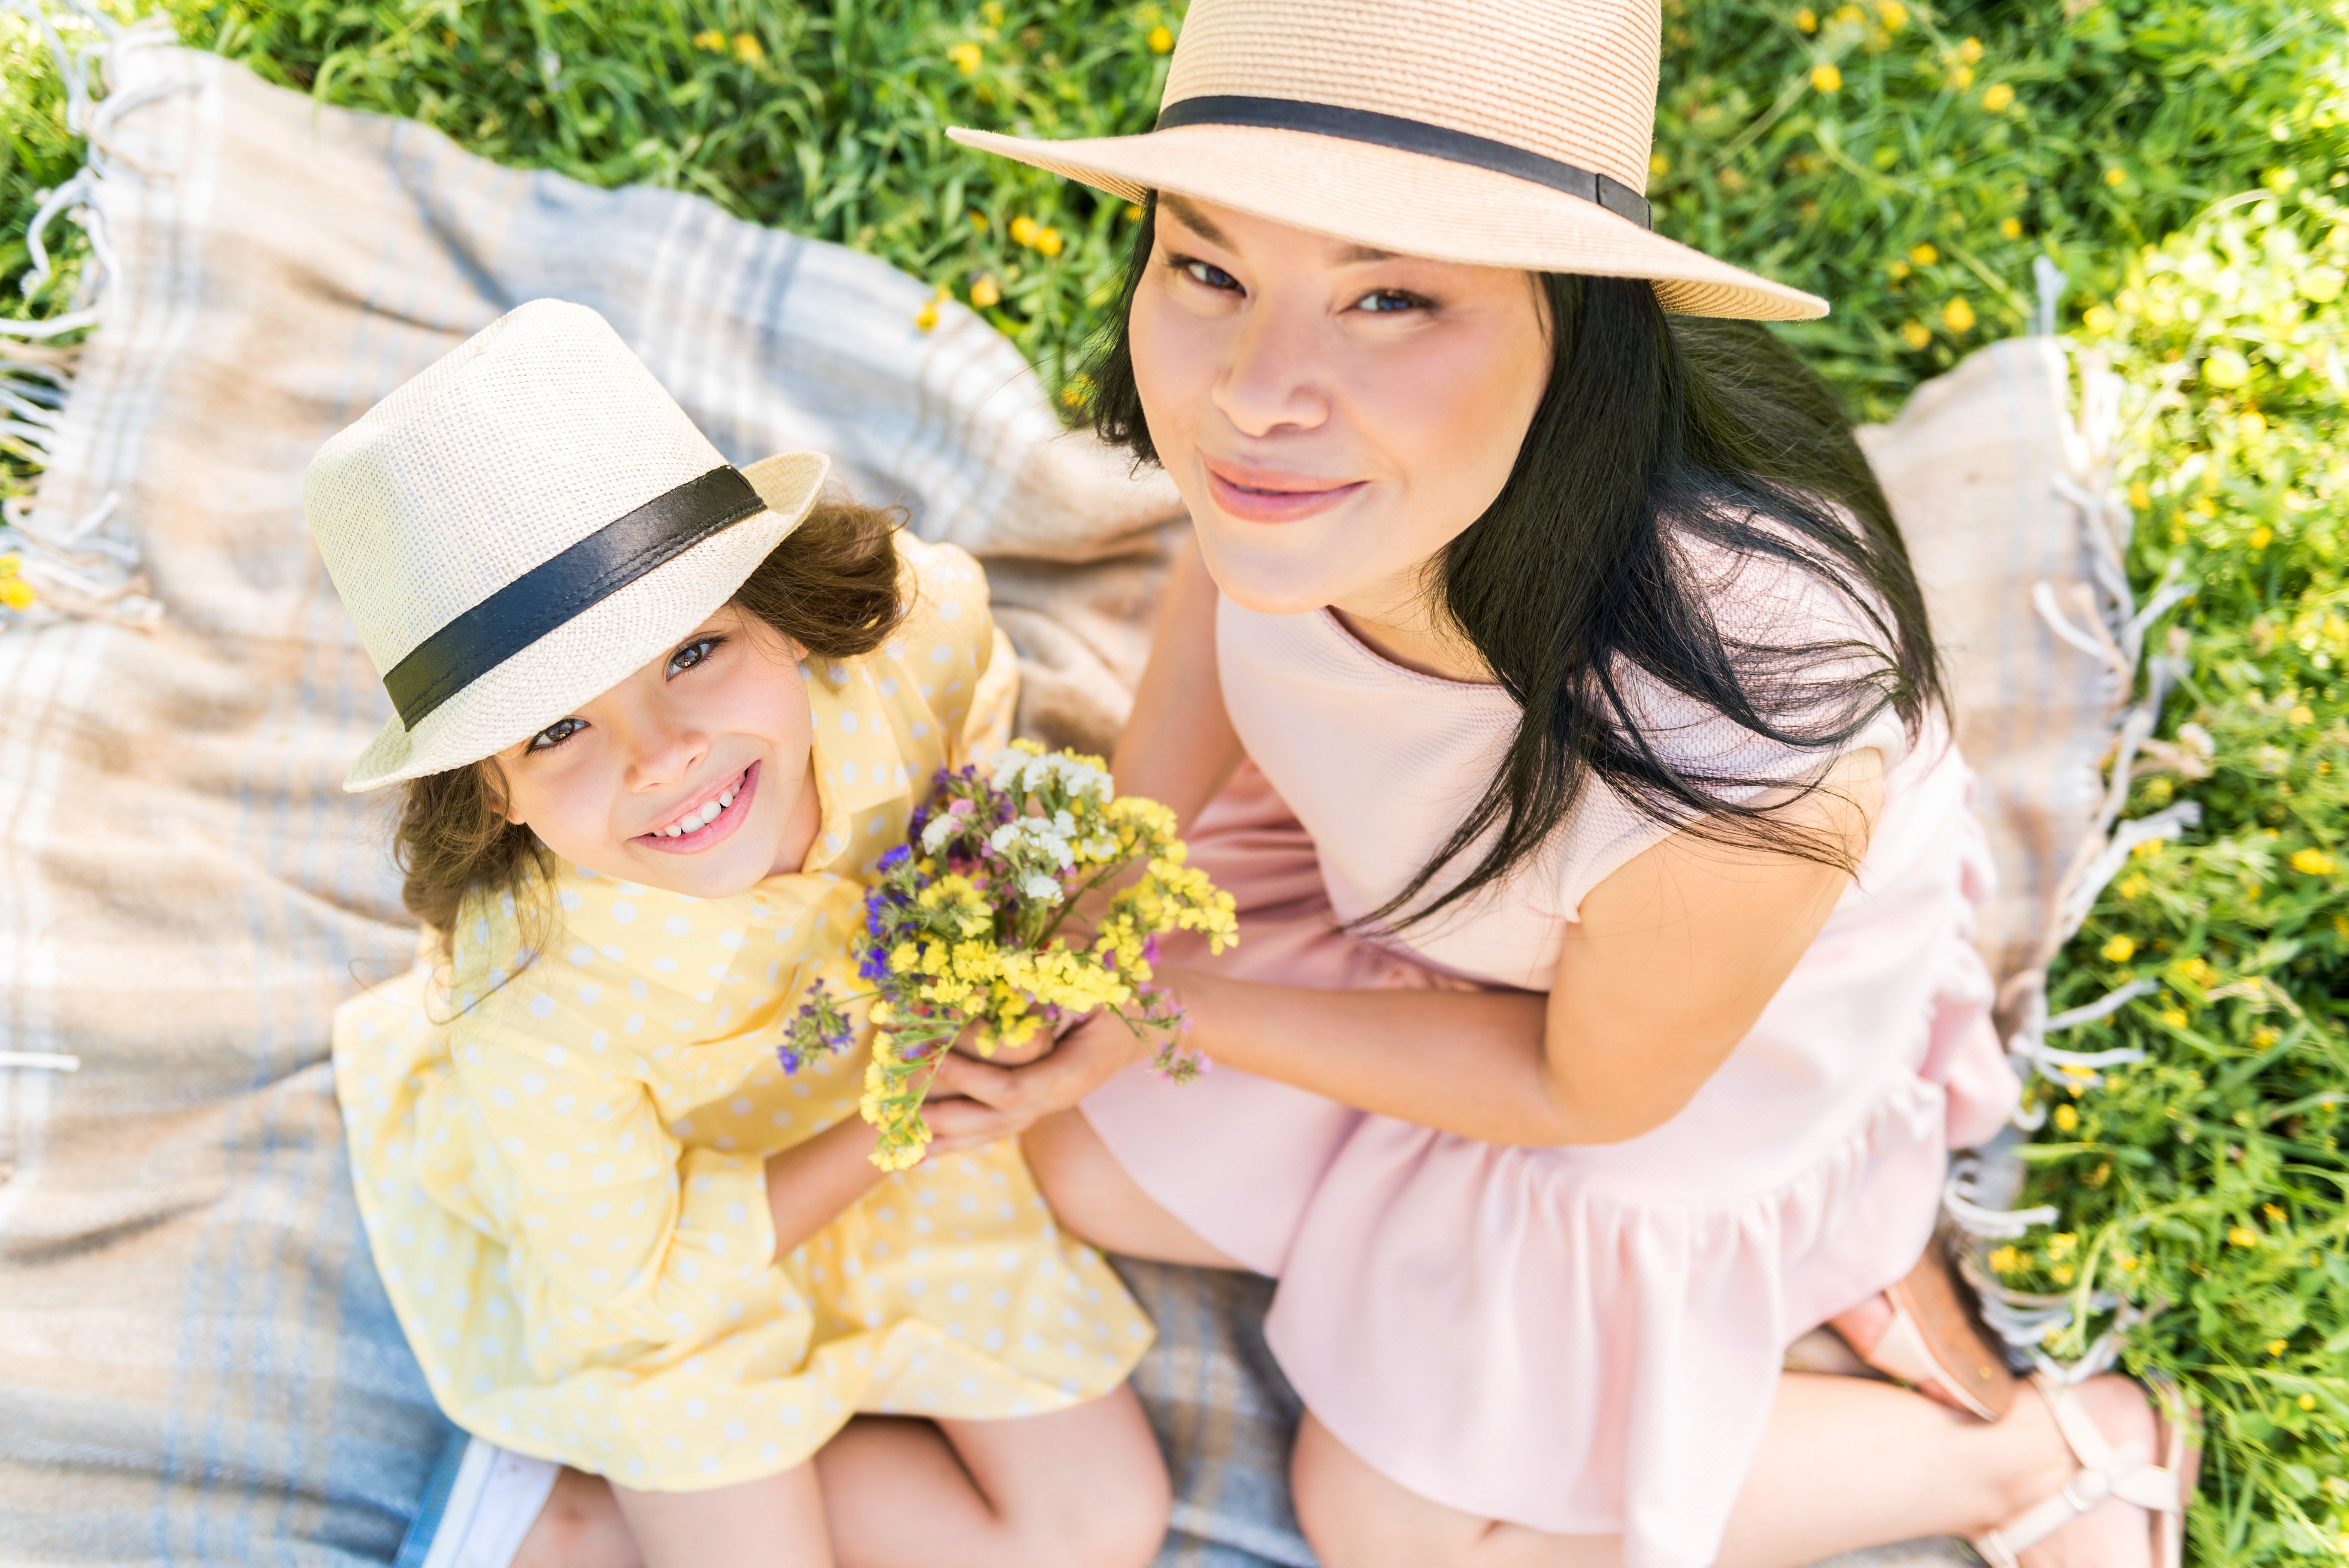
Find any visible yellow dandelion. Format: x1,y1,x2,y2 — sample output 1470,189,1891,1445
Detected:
1809,62,1842,93
2083,303,2116,333
2230,1226,2260,1248
1009,214,1041,247
1651,151,1671,177
2249,525,2273,551
1898,319,1931,351
2053,1104,2079,1132
2104,166,2127,187
2100,934,2137,964
1876,1,1907,28
1147,24,1173,52
969,274,1001,308
914,291,943,333
1887,258,1912,280
1999,216,2022,239
0,554,32,612
1942,296,1976,333
2160,1008,2189,1029
1958,36,1983,63
1981,82,2015,112
2240,409,2267,439
1948,64,1973,90
1908,242,1938,266
2050,1263,2076,1285
969,210,989,232
2270,1339,2291,1356
1124,203,1144,220
731,32,763,64
2119,1253,2140,1271
691,29,725,51
2301,1394,2319,1411
1988,1244,2022,1274
2265,1203,2288,1223
1833,3,1864,23
2291,848,2337,876
948,41,982,74
2127,480,2151,509
2288,704,2314,725
2254,1027,2282,1050
981,0,1003,21
1794,6,1818,31
1035,226,1064,257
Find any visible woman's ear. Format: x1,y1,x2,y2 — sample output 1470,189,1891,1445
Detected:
483,759,525,827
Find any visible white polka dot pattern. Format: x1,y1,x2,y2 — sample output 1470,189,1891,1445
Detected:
331,537,1144,1490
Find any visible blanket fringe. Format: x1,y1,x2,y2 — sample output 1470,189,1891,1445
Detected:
1941,269,2201,1368
1,0,161,631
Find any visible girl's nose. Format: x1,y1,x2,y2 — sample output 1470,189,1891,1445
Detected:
1213,294,1332,439
620,714,709,792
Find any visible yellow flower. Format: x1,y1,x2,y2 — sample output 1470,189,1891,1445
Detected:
2049,1264,2075,1285
1810,62,1842,93
1999,216,2022,239
2270,1339,2291,1356
969,274,1001,308
2127,480,2151,509
2052,1103,2079,1132
914,293,942,333
2291,848,2337,876
1980,82,2015,112
948,41,982,74
1124,203,1145,221
2160,1008,2189,1029
2230,1226,2260,1248
1988,1245,2022,1274
2104,166,2127,187
0,554,32,612
1948,64,1973,90
2239,409,2267,439
2177,955,2219,987
1898,320,1931,351
1833,3,1864,23
2083,303,2116,334
1034,226,1064,257
1009,214,1041,247
2300,1394,2319,1411
691,29,725,51
1908,242,1938,266
2265,1203,2288,1223
1147,24,1173,52
1876,1,1906,28
1958,36,1983,63
1942,296,1976,333
2249,525,2273,551
2253,1027,2282,1050
982,0,1003,21
732,32,763,64
1794,6,1818,31
1650,151,1671,178
1886,259,1911,280
2288,704,2314,726
2100,934,2136,964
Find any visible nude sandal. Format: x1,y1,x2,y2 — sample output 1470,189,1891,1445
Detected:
1830,1241,2019,1420
1972,1368,2201,1568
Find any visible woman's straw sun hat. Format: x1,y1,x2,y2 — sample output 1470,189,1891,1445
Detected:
950,0,1825,321
304,298,829,792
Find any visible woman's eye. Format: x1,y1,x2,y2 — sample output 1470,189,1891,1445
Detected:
1176,257,1241,293
529,717,585,753
1353,289,1430,315
667,636,721,677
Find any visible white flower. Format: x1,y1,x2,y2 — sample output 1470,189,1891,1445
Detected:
920,814,960,854
1020,873,1064,903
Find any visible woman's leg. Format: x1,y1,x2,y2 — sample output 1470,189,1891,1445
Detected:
816,1387,1170,1568
1291,1373,2164,1568
506,1386,1167,1568
1022,1107,1247,1268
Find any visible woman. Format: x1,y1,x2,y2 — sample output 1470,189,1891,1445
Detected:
930,1,2197,1565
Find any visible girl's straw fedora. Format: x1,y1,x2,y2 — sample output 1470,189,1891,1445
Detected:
951,0,1826,321
304,299,829,792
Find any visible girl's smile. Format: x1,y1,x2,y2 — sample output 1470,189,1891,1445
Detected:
633,758,759,853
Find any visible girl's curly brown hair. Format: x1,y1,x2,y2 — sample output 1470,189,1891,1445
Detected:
392,497,906,957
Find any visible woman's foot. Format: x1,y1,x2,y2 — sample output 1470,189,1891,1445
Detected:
1987,1373,2183,1568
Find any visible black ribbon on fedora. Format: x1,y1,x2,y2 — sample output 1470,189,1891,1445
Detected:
1154,96,1652,230
385,464,767,731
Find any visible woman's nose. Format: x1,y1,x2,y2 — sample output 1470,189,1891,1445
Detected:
1213,295,1331,439
621,717,708,791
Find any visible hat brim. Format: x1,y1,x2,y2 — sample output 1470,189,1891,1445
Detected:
342,451,830,792
949,123,1826,322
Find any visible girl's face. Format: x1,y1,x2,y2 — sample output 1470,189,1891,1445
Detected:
491,605,822,899
1128,195,1552,631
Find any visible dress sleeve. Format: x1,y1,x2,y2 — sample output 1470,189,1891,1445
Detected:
453,970,777,1350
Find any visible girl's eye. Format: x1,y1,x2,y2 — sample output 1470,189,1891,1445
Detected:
667,636,721,677
1353,289,1431,315
1174,256,1241,293
529,716,585,753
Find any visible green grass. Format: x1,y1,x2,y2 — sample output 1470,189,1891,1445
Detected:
4,1,2349,1560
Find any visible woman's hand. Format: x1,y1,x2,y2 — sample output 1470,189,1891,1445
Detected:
921,1011,1152,1147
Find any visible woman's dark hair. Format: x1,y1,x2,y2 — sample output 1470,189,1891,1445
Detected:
394,497,906,955
1086,196,1943,934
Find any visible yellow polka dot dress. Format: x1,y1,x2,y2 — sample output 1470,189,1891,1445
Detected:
333,538,1152,1490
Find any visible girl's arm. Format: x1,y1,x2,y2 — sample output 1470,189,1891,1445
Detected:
765,1118,888,1255
1111,533,1243,830
932,749,1882,1147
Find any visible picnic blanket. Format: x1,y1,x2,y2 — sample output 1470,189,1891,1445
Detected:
0,25,2146,1568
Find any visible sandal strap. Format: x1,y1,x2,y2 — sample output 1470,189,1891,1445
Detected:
1972,1371,2188,1564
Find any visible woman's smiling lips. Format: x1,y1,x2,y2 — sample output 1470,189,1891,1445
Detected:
1202,457,1365,523
634,760,759,854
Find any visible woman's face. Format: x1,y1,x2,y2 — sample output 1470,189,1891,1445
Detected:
491,605,823,899
1127,195,1552,627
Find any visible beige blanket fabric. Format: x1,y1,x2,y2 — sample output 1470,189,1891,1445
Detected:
0,33,2122,1568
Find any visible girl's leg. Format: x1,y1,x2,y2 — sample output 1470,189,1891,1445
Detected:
816,1386,1170,1568
608,1462,833,1568
1291,1373,2164,1568
511,1467,643,1568
1022,1108,1246,1268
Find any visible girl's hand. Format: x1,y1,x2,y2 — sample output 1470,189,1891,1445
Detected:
922,1011,1152,1147
950,1018,1055,1069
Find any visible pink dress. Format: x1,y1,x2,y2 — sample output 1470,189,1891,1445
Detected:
1082,548,2019,1568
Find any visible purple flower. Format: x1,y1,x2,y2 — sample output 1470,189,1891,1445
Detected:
877,845,911,873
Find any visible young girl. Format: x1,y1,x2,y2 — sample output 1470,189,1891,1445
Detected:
940,3,2197,1567
316,300,1166,1568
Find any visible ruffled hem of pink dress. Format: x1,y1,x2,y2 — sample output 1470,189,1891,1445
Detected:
1082,762,2013,1568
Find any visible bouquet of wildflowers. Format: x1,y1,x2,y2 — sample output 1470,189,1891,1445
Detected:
783,741,1238,1170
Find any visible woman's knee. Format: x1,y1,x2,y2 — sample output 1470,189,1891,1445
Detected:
1021,1110,1241,1267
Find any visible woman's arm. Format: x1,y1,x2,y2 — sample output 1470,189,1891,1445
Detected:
1111,533,1243,830
931,749,1883,1147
